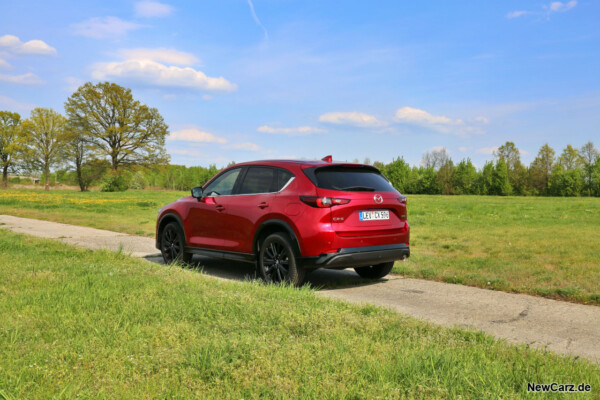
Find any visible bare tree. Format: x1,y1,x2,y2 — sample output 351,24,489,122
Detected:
421,147,450,170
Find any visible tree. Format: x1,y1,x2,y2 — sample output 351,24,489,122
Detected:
65,81,170,171
591,158,600,197
490,159,512,196
385,157,411,192
549,167,584,197
436,160,455,195
453,158,478,194
495,141,528,195
421,147,450,170
64,121,94,191
0,111,26,188
22,108,69,191
529,144,555,195
477,161,494,195
580,142,598,195
558,145,582,171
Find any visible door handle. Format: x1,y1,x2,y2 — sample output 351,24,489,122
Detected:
215,204,225,212
258,202,269,209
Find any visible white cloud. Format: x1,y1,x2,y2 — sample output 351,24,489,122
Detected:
257,125,327,136
319,112,384,128
135,1,173,18
91,59,237,92
169,128,227,144
477,146,499,155
227,142,261,151
459,146,468,152
0,72,44,85
0,59,10,69
548,0,577,12
520,149,530,156
507,0,577,19
0,35,57,56
247,0,268,39
506,10,529,18
71,17,143,39
395,107,460,126
117,48,198,66
394,106,488,136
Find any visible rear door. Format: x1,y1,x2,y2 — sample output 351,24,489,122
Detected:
310,166,407,237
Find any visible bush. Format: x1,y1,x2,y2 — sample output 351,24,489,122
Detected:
100,174,129,192
129,171,148,190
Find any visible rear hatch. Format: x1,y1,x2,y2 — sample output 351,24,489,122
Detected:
304,165,407,237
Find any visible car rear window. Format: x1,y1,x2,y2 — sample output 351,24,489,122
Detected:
312,167,395,192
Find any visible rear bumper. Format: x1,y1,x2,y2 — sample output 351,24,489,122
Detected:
300,243,410,269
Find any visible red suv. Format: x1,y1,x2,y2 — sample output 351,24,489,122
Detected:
156,157,410,285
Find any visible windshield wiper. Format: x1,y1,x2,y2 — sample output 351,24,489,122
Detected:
336,186,376,191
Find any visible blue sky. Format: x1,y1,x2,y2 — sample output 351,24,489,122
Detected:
1,0,599,168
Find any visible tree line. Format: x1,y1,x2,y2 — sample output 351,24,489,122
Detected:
2,80,599,196
376,141,600,197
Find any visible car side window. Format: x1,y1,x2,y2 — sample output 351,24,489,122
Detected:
204,168,241,196
238,167,276,194
275,169,294,191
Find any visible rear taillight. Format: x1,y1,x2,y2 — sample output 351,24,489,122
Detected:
300,196,350,208
398,195,407,205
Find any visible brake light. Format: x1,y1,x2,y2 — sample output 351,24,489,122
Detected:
398,195,407,205
300,196,350,208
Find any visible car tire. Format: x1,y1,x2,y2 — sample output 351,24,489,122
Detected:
259,233,305,286
161,222,192,265
354,262,394,279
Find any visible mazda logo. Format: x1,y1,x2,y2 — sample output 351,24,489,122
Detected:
373,194,383,204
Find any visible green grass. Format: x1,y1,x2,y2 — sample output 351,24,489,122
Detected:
1,189,599,304
397,195,600,305
0,189,185,237
1,230,598,399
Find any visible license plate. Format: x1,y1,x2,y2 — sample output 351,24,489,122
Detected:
359,210,389,221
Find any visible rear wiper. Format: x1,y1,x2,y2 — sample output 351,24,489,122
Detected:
336,186,376,191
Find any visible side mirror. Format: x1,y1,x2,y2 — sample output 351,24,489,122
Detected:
191,186,203,200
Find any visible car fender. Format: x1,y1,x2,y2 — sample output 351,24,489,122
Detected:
253,218,303,257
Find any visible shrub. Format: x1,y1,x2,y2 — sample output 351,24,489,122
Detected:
129,171,148,190
100,174,129,192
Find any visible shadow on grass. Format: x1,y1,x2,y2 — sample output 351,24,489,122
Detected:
144,254,390,290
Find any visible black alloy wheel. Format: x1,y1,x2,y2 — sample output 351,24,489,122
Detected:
259,233,305,286
161,222,192,264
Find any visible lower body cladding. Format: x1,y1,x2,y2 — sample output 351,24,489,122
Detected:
299,243,410,270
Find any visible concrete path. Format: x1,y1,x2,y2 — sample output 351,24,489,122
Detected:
2,214,599,363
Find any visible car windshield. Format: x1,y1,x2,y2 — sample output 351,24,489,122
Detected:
313,167,395,192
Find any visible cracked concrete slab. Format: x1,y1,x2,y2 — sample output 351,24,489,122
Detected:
2,214,599,363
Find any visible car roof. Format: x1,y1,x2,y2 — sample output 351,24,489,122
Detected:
230,159,369,169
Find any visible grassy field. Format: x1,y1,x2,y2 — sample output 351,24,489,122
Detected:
1,229,599,398
398,195,600,304
1,189,599,304
0,189,183,237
